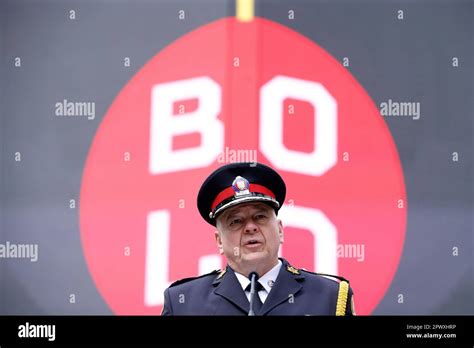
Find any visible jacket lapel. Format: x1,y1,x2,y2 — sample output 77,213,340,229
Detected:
259,259,304,315
213,266,249,314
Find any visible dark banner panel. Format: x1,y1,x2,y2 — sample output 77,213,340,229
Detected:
0,0,472,317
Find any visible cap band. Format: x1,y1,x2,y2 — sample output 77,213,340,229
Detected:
211,184,276,211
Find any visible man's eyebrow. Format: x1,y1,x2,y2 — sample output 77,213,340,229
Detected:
223,210,241,221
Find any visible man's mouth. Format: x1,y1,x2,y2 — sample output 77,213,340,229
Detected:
244,240,263,249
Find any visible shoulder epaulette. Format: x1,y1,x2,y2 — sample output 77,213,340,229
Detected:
169,269,220,288
291,267,352,316
300,269,350,284
299,269,351,316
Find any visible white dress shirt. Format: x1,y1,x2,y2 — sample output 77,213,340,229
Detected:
234,260,282,303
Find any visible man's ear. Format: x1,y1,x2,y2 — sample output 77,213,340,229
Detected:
278,219,284,244
215,230,224,255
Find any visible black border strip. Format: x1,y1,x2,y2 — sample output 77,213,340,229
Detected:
0,315,472,345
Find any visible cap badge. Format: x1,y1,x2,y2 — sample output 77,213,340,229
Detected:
232,176,250,197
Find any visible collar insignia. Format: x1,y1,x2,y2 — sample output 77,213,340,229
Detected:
286,265,300,275
216,268,227,279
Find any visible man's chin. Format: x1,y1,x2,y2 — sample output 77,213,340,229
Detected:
241,250,266,263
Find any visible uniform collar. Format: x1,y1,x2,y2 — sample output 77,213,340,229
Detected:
233,259,282,293
212,258,304,315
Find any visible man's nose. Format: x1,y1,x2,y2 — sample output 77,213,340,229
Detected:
244,220,258,233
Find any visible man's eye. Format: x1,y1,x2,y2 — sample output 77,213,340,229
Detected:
230,218,242,226
255,214,268,220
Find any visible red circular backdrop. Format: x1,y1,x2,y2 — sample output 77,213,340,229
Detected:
80,17,406,315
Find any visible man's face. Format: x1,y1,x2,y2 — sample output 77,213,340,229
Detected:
215,202,284,275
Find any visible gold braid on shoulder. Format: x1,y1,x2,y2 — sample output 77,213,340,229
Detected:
335,280,349,316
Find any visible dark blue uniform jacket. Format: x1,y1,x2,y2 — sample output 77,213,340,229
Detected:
162,258,354,316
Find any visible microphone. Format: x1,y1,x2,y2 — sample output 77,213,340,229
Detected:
248,271,259,316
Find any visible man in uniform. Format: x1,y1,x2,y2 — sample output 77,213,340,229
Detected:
161,162,355,315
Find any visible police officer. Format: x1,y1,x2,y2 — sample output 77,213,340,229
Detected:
161,162,355,316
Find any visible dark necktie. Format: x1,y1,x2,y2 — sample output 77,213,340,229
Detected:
245,281,264,314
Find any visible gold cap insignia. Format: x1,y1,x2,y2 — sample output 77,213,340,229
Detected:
286,265,300,275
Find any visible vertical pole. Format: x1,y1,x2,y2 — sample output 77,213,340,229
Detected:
236,0,254,22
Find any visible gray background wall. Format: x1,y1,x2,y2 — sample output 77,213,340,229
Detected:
0,0,472,314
